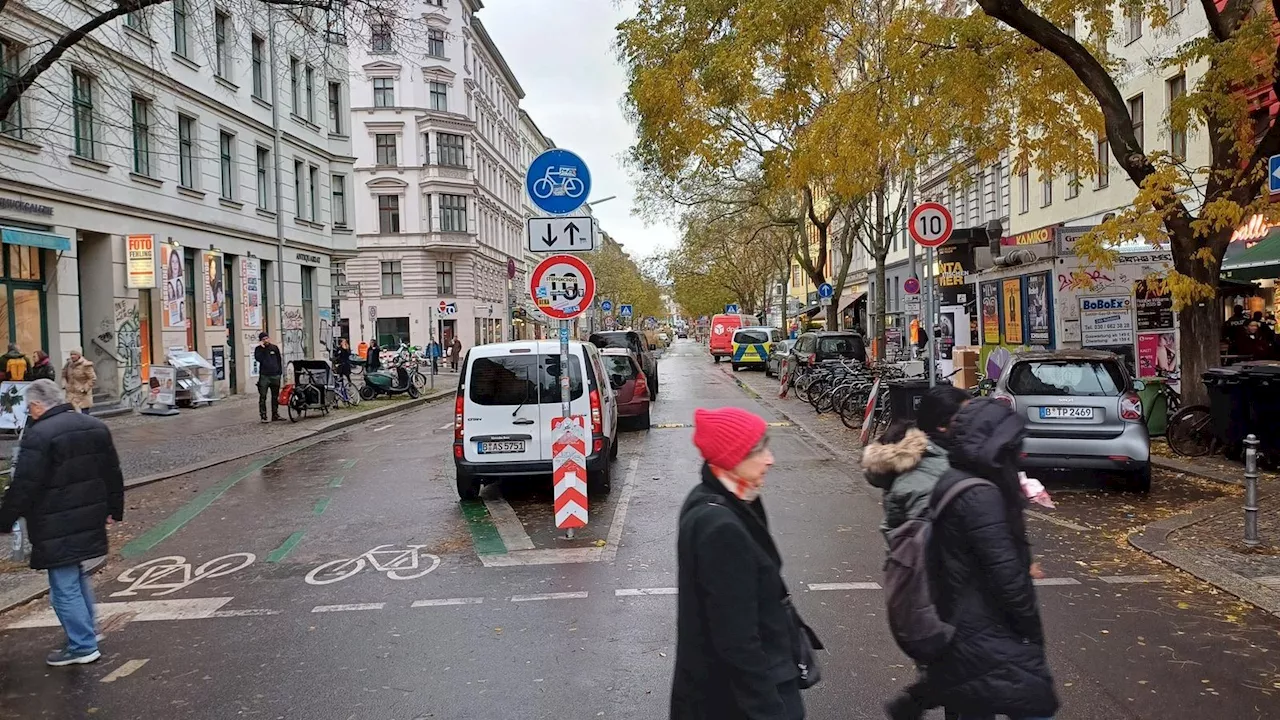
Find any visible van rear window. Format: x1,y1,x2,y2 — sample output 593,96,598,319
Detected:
468,354,584,405
734,329,770,344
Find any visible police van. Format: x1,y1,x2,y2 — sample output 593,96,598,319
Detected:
730,326,782,371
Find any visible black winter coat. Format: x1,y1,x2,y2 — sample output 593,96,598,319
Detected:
670,466,804,720
0,404,124,569
922,399,1058,717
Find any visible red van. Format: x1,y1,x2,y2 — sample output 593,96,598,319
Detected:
708,314,756,362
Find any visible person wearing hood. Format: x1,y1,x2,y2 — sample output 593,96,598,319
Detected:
28,350,56,382
671,406,809,720
2,343,28,381
922,398,1059,720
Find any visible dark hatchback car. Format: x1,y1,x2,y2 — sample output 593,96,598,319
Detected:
589,331,658,396
790,331,867,369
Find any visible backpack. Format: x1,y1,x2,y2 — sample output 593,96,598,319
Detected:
883,477,993,663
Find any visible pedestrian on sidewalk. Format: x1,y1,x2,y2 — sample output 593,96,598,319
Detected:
254,332,284,423
0,380,124,667
429,339,441,374
449,337,462,371
671,406,815,720
917,398,1059,720
60,349,96,413
28,350,56,382
333,338,353,382
366,338,382,374
2,343,28,381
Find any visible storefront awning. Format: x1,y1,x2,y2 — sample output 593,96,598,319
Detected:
799,303,823,317
1222,231,1280,282
838,291,866,313
1,227,70,252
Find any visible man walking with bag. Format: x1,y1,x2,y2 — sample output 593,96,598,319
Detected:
0,380,124,666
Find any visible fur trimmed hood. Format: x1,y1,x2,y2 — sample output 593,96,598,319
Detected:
861,428,930,489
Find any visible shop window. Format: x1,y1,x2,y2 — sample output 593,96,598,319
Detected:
0,244,47,357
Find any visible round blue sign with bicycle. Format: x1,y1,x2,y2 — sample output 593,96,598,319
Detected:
601,300,613,312
526,149,591,215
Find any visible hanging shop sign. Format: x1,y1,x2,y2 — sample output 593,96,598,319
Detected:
126,234,156,289
1001,226,1057,247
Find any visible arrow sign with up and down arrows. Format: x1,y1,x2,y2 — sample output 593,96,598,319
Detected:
527,216,597,253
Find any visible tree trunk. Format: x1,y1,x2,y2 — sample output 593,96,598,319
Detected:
1178,301,1218,406
874,258,887,360
827,291,840,329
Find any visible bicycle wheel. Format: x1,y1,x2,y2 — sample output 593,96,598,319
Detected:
1166,404,1215,457
839,390,869,430
385,553,441,580
288,396,304,422
814,387,835,414
343,379,361,406
304,557,366,585
194,552,256,580
793,376,814,404
412,371,428,391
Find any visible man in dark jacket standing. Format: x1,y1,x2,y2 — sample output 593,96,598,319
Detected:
254,332,284,423
671,406,806,720
924,398,1058,720
0,380,124,666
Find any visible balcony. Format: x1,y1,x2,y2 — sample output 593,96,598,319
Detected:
420,162,475,186
356,230,478,251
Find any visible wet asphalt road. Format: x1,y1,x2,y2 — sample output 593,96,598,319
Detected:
0,340,1278,719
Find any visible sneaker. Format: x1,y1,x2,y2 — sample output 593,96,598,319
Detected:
46,648,101,667
272,416,286,422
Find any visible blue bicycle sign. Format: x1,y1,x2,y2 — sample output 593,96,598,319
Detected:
526,149,592,215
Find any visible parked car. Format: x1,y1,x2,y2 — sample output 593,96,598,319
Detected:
677,331,688,339
589,330,659,396
601,348,652,428
791,331,867,369
991,350,1151,492
709,313,757,363
765,339,795,378
453,340,619,500
730,326,782,371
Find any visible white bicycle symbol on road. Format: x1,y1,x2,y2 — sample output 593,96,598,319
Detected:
531,166,585,200
111,553,256,597
304,544,441,585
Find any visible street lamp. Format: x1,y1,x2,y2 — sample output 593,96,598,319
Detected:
585,195,617,207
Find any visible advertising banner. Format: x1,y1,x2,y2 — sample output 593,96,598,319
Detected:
160,244,186,330
1002,278,1024,345
980,282,1001,344
1138,332,1178,379
204,251,224,328
1026,273,1052,345
126,234,156,289
1134,279,1174,331
935,242,975,306
148,365,176,406
1080,295,1135,346
240,256,262,329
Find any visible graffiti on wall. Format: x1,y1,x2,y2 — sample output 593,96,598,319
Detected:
115,300,144,406
282,307,305,363
1057,269,1114,292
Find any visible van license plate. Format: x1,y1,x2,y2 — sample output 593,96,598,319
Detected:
478,441,525,454
1040,406,1094,419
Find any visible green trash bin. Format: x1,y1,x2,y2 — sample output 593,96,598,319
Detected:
1137,378,1168,437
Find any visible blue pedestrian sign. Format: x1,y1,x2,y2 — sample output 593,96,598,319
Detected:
1269,154,1280,194
526,149,591,215
725,303,739,314
619,304,633,318
600,299,613,312
817,283,834,299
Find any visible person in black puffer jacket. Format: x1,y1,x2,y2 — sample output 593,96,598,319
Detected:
923,398,1058,720
0,379,124,668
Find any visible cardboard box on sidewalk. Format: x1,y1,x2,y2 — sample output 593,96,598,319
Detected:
953,347,979,389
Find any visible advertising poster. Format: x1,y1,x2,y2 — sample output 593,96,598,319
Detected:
212,345,226,381
1080,295,1135,346
160,244,186,330
938,312,957,360
148,365,176,406
1002,277,1024,345
204,251,224,328
1026,273,1051,345
240,256,262,329
980,282,1001,344
1134,279,1174,331
935,243,975,306
126,234,156,289
1138,332,1178,379
0,381,32,431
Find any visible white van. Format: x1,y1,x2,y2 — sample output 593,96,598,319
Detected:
453,340,619,500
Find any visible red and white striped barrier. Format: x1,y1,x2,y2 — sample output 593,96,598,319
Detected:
551,416,588,529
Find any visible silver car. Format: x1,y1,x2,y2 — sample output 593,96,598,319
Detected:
991,350,1151,491
765,339,795,378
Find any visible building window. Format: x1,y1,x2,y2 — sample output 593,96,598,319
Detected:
375,133,397,166
429,81,448,112
178,113,196,187
371,23,392,53
1066,169,1080,199
251,35,266,98
214,11,230,78
1168,74,1187,161
256,146,270,209
1018,169,1029,214
0,40,20,137
219,131,235,199
373,77,395,107
328,82,342,133
378,195,400,233
1096,135,1110,188
1169,0,1186,15
71,70,95,159
304,65,315,121
1128,94,1144,153
380,260,403,295
308,165,319,221
331,174,347,227
1040,174,1052,207
124,8,146,31
131,95,151,176
173,0,190,57
294,160,305,217
1125,9,1142,43
427,28,446,57
440,193,467,232
438,132,465,167
290,57,300,113
437,261,454,296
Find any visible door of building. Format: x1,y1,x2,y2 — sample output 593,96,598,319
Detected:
224,256,237,394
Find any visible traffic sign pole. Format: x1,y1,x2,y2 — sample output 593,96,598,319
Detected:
926,247,936,388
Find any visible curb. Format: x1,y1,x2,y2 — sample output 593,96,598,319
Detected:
0,557,106,617
123,389,452,490
1150,455,1244,487
1129,491,1280,616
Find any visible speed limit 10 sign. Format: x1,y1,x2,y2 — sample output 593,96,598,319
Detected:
530,254,596,320
908,202,954,248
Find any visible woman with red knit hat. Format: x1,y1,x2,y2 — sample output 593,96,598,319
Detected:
670,406,814,720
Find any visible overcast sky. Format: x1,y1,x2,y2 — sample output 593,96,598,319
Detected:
478,0,678,259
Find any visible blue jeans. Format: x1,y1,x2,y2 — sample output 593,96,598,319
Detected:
48,563,97,654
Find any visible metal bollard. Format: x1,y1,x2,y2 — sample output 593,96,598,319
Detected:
1244,434,1260,548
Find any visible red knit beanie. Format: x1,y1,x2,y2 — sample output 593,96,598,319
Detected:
693,407,769,469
